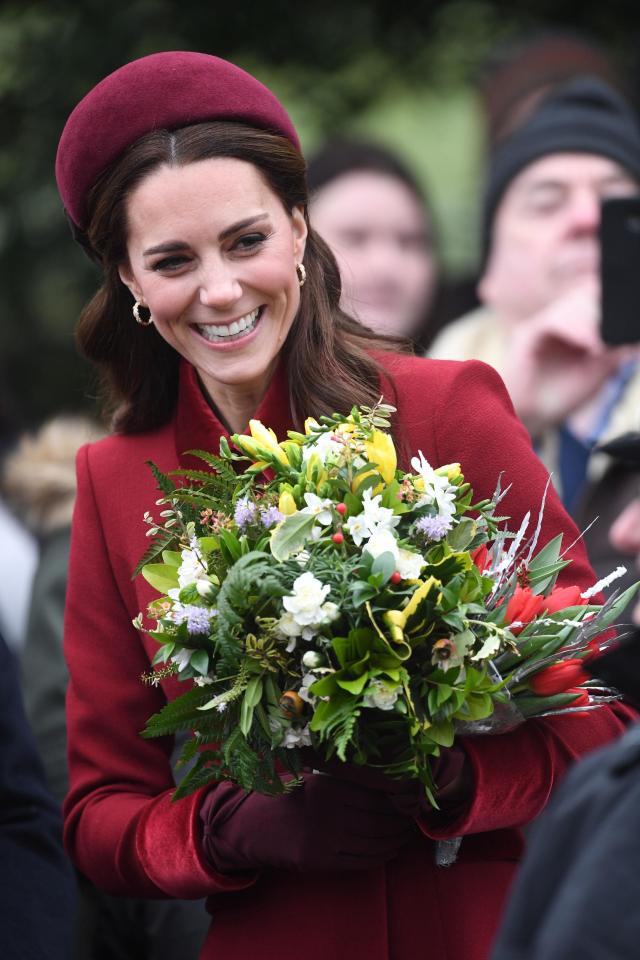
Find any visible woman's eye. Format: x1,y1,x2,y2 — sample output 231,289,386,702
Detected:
234,232,267,252
152,255,190,272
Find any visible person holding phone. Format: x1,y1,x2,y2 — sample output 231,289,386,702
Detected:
429,76,640,590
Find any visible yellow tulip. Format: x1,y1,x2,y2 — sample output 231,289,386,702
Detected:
363,430,397,484
382,610,406,644
278,491,298,516
304,416,321,436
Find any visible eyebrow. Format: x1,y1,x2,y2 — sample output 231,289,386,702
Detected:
142,213,271,256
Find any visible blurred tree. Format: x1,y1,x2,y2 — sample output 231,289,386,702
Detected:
0,0,635,425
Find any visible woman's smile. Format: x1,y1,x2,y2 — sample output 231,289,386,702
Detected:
193,305,263,346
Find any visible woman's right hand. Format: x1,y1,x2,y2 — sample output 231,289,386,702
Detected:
200,773,416,874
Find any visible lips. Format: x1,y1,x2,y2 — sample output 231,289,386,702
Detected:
196,306,261,342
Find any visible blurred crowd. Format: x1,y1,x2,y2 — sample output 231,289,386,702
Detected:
3,27,640,960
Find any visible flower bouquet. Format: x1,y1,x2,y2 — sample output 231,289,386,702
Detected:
134,403,638,806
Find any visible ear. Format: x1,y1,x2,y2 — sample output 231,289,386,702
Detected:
118,262,143,302
291,205,308,263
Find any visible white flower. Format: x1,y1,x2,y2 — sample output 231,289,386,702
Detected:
397,548,426,580
278,574,339,647
177,547,209,589
298,672,318,703
302,432,343,465
193,676,214,687
362,679,400,711
302,650,323,669
170,648,192,671
283,572,332,626
410,451,457,518
346,513,369,546
301,493,333,526
282,724,313,748
364,528,400,564
361,488,399,534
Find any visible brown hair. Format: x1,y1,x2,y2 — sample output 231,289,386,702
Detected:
77,122,408,434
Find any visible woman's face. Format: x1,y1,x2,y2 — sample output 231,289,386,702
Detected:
310,170,438,339
119,157,307,407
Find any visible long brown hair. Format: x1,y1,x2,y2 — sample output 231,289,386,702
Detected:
77,122,408,433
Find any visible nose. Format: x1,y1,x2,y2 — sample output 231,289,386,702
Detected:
610,497,640,556
567,188,600,236
198,257,243,310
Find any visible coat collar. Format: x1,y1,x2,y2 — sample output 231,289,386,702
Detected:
174,359,294,469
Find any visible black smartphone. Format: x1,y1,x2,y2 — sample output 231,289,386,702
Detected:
600,195,640,345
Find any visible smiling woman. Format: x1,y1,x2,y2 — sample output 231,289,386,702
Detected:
55,51,635,960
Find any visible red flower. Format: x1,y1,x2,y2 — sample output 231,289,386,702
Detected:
504,586,545,634
542,585,587,616
559,687,590,709
529,659,590,695
471,544,491,573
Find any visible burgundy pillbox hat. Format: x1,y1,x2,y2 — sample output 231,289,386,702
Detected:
56,50,300,232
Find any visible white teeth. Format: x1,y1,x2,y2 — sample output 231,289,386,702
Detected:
197,308,260,342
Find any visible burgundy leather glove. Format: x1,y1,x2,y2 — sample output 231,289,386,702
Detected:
200,773,416,874
299,746,471,820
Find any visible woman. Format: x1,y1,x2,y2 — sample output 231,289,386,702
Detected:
57,52,632,960
307,138,442,347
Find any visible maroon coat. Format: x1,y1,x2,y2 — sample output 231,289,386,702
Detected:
64,355,633,960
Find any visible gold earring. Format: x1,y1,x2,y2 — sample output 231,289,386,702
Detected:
133,300,153,327
296,262,306,288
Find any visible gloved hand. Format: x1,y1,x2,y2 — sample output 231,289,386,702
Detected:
200,772,416,875
299,746,471,819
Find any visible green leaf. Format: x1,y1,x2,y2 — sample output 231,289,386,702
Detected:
141,563,179,594
190,649,210,675
425,720,455,747
337,673,370,695
370,550,397,583
595,581,640,630
448,518,476,551
162,550,182,567
245,675,264,708
269,512,315,561
151,641,175,666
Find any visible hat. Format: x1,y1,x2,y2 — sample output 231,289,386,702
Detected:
56,51,300,233
481,75,640,257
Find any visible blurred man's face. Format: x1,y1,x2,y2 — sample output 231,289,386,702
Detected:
479,153,638,322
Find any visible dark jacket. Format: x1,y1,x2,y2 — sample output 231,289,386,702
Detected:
492,642,640,960
0,633,75,959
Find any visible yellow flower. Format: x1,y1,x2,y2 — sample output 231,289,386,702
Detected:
248,420,289,466
363,430,397,484
278,491,298,516
304,416,321,435
435,462,462,482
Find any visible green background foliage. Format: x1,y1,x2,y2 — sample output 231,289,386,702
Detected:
0,0,636,426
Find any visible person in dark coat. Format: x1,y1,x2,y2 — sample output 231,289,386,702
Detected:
0,632,75,959
491,431,640,960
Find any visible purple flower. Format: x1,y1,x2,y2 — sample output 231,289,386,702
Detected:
260,505,284,529
234,496,257,529
173,604,214,635
415,514,451,542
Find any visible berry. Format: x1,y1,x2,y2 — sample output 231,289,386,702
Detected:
332,532,344,544
336,502,347,515
390,571,402,584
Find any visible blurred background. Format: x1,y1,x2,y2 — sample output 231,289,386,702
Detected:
1,0,639,431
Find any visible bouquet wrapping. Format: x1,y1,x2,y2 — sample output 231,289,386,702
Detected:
134,403,638,806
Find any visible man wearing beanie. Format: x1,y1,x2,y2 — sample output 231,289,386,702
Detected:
430,75,640,590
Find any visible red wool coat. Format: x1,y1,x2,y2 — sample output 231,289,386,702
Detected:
64,354,633,960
